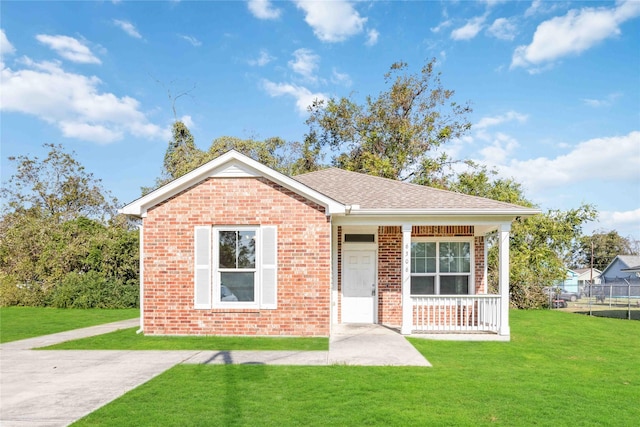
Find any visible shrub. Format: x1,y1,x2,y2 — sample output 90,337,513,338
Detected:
49,271,138,309
0,273,48,307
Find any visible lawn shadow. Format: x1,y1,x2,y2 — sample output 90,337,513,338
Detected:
201,351,266,365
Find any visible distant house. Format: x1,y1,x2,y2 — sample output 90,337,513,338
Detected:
574,268,601,286
560,269,580,293
600,255,640,284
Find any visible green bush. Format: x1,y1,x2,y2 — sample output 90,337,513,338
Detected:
49,271,138,309
0,273,48,307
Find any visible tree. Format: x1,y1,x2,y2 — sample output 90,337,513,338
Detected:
0,144,138,306
573,230,636,271
164,121,203,180
1,143,116,223
306,58,471,181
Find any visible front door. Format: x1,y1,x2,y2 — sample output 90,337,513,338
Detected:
342,250,376,323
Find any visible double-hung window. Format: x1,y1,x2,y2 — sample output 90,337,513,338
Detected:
194,225,277,309
411,239,472,295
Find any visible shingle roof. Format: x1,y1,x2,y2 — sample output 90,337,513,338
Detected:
618,255,640,269
294,168,537,213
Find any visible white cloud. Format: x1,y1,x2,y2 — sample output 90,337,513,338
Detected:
248,49,275,67
1,29,15,56
261,79,327,114
451,15,487,40
475,111,529,130
366,29,379,46
36,34,101,64
581,92,622,108
288,48,320,81
179,34,201,47
493,131,640,192
247,0,281,20
0,57,164,144
431,20,452,33
487,17,517,41
525,0,543,18
113,19,142,39
479,132,520,164
331,68,352,86
511,1,640,70
294,0,367,42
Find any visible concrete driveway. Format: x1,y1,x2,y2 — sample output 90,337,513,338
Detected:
1,320,429,426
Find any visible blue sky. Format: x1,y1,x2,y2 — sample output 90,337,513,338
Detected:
1,0,639,240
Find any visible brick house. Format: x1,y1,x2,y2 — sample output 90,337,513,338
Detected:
121,150,539,340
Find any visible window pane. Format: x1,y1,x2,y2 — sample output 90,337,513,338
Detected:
412,242,436,274
411,276,435,295
439,242,470,273
344,234,375,243
221,272,255,302
237,231,256,268
440,276,469,295
219,231,237,268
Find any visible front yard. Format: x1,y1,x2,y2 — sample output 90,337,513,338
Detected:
72,310,639,426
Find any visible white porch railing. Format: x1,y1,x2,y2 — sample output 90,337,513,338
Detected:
412,295,501,333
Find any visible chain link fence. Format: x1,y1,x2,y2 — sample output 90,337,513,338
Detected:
553,281,640,320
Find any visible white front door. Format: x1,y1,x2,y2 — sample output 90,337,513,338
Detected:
342,250,376,323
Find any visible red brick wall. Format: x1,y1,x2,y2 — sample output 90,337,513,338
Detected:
377,228,403,327
142,177,331,337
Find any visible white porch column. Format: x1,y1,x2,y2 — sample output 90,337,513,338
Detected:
401,224,412,335
498,223,511,337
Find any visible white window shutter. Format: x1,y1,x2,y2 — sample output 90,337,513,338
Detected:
194,226,212,309
260,226,278,309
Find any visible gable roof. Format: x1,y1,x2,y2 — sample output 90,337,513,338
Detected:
120,150,345,218
120,151,540,219
294,168,539,216
601,255,640,276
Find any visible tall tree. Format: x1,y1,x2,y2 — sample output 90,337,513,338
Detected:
574,230,636,270
1,143,116,223
306,58,471,181
163,121,205,180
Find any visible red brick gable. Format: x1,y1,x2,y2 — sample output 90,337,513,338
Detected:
142,176,332,337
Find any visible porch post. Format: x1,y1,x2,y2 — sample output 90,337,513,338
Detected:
498,223,511,337
401,224,412,335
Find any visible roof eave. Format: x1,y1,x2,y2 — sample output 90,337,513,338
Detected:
346,208,541,217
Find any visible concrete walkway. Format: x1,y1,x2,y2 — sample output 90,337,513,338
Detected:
329,324,431,366
1,320,430,426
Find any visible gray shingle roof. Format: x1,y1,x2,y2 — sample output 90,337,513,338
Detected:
294,168,537,213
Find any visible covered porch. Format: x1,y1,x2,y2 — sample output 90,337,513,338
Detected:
332,220,513,341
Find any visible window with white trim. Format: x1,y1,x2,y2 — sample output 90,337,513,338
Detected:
194,225,277,309
411,239,472,295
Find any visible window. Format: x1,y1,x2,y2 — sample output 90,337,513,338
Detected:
219,230,256,302
194,225,277,309
344,234,375,243
411,240,472,295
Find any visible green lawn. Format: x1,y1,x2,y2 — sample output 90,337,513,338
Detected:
0,307,139,343
74,310,639,426
43,327,328,351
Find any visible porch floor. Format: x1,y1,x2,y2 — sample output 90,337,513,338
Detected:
329,324,431,367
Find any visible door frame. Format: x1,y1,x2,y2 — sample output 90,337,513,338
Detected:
341,226,378,324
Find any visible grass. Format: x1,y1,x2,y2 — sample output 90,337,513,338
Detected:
0,307,138,343
43,327,328,351
73,310,639,426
